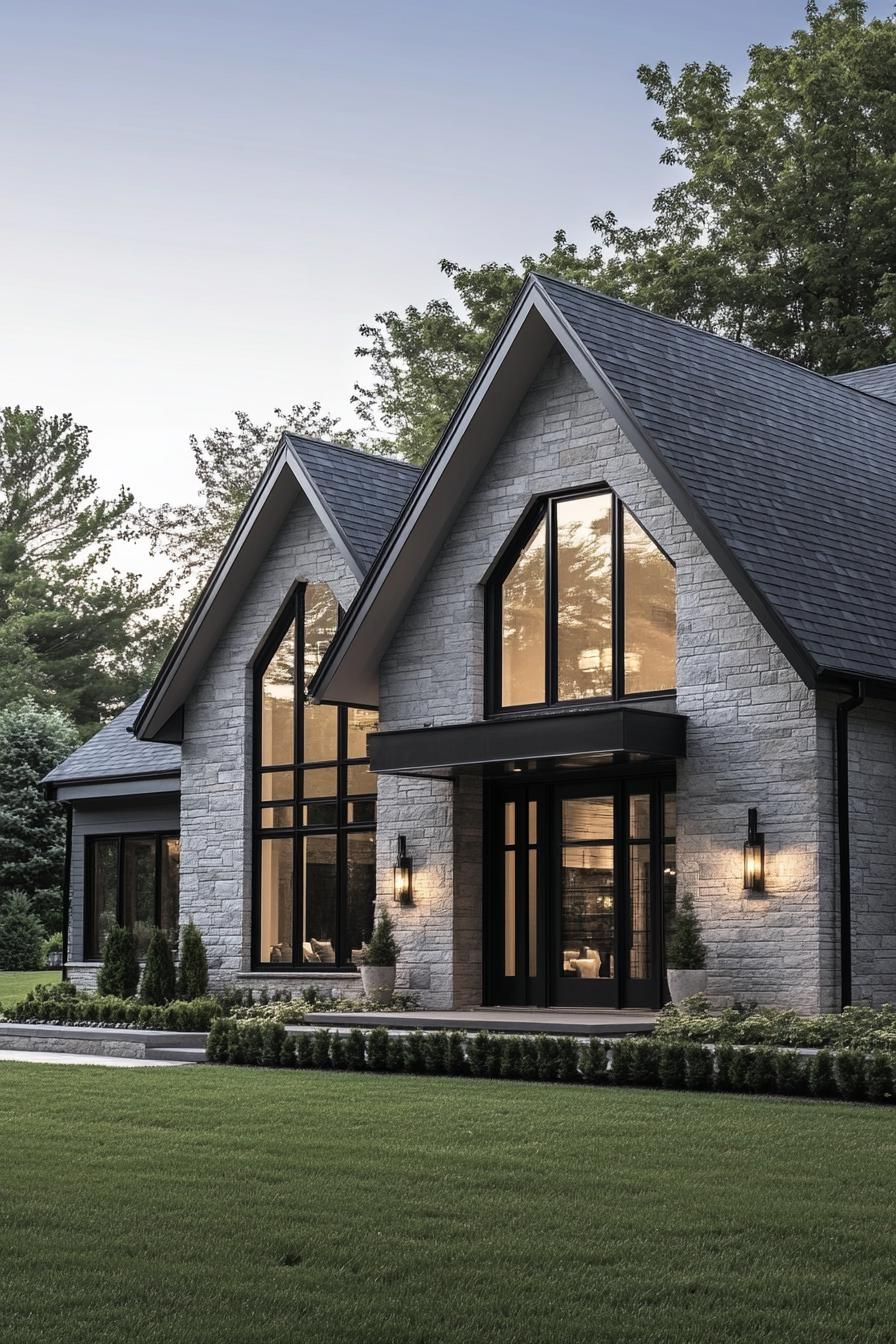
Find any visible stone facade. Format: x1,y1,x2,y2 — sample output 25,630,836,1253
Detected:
376,346,834,1012
178,494,359,990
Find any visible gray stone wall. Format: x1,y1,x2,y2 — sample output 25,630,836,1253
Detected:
179,495,358,988
376,346,830,1012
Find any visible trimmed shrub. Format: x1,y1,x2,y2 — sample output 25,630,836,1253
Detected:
714,1044,736,1092
311,1029,332,1069
404,1031,427,1074
260,1022,286,1067
658,1043,687,1089
345,1028,367,1071
205,1017,228,1063
775,1051,808,1097
424,1031,449,1075
628,1038,660,1088
447,1032,468,1076
684,1043,714,1090
225,1021,246,1066
580,1038,608,1085
177,922,209,1000
666,893,707,971
364,910,400,967
556,1037,581,1083
387,1035,406,1072
484,1036,505,1079
517,1037,539,1082
295,1034,315,1069
96,924,140,999
809,1049,838,1099
0,892,45,970
500,1037,522,1080
366,1027,390,1072
728,1047,754,1092
330,1035,347,1069
610,1038,633,1086
536,1035,560,1083
834,1049,866,1102
140,928,176,1005
467,1031,492,1078
865,1052,894,1104
745,1047,778,1095
280,1034,297,1068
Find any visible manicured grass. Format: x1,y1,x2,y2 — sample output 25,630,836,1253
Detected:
2,1067,895,1344
0,969,60,1009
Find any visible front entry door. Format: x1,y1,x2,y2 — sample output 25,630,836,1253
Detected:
486,777,669,1009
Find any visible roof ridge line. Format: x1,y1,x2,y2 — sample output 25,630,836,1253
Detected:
284,432,420,472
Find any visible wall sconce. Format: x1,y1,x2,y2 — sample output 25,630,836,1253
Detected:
743,808,765,894
393,835,413,905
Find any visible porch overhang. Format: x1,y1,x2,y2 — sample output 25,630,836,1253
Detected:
368,703,687,779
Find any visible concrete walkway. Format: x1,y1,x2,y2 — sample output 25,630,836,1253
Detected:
0,1049,188,1068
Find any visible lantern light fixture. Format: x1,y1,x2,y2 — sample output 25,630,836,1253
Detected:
393,835,413,905
743,807,765,894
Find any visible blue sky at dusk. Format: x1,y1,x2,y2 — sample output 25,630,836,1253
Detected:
2,0,892,547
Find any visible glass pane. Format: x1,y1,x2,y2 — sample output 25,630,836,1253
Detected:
629,842,651,979
663,790,677,840
623,508,676,694
556,493,612,700
260,621,295,766
561,842,614,979
303,583,338,687
260,805,294,829
346,799,376,826
347,763,377,796
301,767,338,799
527,847,537,978
303,834,338,964
88,839,118,960
303,702,338,763
629,794,651,840
122,836,157,959
504,849,516,977
346,831,376,964
160,837,180,943
501,518,546,707
561,796,614,843
303,801,338,828
348,707,378,758
261,770,293,802
259,837,293,964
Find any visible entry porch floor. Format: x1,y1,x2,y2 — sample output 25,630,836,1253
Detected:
304,1006,659,1037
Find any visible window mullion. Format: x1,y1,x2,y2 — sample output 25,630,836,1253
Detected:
294,588,303,967
613,495,624,701
547,500,557,706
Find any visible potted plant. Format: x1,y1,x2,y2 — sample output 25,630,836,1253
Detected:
359,910,400,1007
665,892,708,1004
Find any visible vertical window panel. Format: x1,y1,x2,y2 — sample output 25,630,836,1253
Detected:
623,508,676,694
302,834,338,963
122,836,157,959
160,837,180,943
348,708,378,758
501,519,546,707
303,583,339,686
303,702,338,762
259,837,293,964
260,621,296,766
556,493,613,700
503,849,516,977
346,831,376,963
87,839,119,960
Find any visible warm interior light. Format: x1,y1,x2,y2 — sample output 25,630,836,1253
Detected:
743,808,765,894
393,835,413,905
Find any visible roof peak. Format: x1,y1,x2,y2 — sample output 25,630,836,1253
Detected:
284,432,420,475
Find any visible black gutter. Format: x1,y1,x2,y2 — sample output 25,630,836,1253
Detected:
836,681,865,1008
60,803,73,983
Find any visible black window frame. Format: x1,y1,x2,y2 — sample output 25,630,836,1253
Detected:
251,583,377,971
485,485,676,716
83,831,180,961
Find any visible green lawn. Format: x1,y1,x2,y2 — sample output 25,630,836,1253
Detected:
0,969,60,1009
1,1066,895,1344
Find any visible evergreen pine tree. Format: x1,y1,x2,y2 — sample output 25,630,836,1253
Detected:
96,923,140,998
0,891,45,969
140,928,176,1005
177,921,209,1000
666,893,707,970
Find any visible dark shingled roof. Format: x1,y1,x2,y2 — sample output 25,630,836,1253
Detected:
43,694,181,786
831,363,896,406
538,274,896,684
285,435,420,573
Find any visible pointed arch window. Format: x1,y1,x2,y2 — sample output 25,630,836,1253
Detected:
487,489,675,711
253,583,378,969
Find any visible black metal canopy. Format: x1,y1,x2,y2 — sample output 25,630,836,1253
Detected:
368,704,687,779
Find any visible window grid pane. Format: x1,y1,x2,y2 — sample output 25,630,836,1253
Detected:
501,518,546,707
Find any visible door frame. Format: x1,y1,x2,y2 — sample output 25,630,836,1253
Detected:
483,768,674,1010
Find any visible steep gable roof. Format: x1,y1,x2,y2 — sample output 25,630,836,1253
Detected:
43,694,180,787
134,436,419,741
831,363,896,406
311,273,896,705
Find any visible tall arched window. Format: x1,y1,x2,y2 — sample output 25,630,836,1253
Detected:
254,583,378,968
487,489,676,711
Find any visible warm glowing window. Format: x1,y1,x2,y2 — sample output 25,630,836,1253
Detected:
489,490,675,710
254,584,377,968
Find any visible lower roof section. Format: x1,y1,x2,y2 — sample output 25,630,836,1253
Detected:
368,703,687,779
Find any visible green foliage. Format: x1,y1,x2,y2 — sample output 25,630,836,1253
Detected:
447,1031,468,1077
809,1050,839,1100
260,1022,286,1068
140,928,176,1005
295,1034,315,1069
280,1034,297,1068
10,982,222,1031
0,701,78,926
500,1036,522,1080
834,1049,866,1102
744,1047,779,1095
655,998,896,1051
580,1037,609,1085
403,1030,427,1074
775,1051,809,1097
610,1038,633,1086
0,891,45,969
96,924,140,999
330,1034,347,1069
665,893,707,971
715,1044,736,1092
658,1043,687,1090
423,1030,449,1075
684,1043,714,1091
466,1031,492,1078
536,1035,560,1083
311,1029,332,1069
344,1028,367,1071
865,1052,894,1104
177,922,209,1000
556,1037,581,1084
363,910,400,967
366,1027,390,1072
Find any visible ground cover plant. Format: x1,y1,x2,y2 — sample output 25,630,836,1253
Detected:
654,994,896,1050
3,1063,896,1344
2,981,222,1031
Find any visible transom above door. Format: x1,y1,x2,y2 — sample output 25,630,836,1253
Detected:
486,775,675,1010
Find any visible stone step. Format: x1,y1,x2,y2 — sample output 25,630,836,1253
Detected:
144,1046,208,1064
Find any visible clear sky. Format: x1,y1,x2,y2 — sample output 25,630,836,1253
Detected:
2,0,891,571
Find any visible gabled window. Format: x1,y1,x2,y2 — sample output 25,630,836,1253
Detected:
487,488,675,712
253,583,378,969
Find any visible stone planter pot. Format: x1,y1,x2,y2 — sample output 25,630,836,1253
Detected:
667,968,708,1005
360,964,396,1007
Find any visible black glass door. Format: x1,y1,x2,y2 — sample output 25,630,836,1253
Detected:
486,783,547,1006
